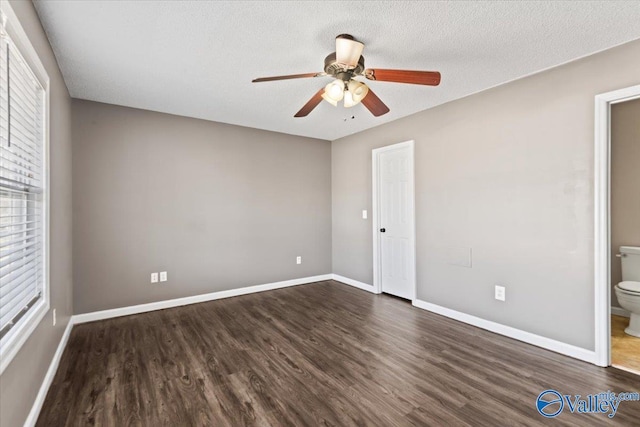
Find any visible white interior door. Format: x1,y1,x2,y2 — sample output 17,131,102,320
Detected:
373,141,415,300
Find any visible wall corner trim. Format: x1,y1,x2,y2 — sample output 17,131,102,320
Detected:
331,274,379,293
73,274,333,324
412,299,596,364
23,318,74,427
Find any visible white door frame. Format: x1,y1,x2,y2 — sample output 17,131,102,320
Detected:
594,84,640,367
372,140,416,298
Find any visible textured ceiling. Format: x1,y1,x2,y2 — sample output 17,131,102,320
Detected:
34,1,640,141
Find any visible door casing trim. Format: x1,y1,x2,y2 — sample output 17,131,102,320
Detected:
594,84,640,367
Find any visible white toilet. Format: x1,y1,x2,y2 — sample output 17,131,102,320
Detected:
615,246,640,338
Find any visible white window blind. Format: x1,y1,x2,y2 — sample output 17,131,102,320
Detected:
0,29,46,341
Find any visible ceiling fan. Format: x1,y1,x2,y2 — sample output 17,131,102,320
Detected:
252,34,441,118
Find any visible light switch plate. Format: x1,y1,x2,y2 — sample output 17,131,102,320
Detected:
151,272,159,283
362,210,367,219
160,271,167,282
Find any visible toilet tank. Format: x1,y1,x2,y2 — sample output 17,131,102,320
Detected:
621,246,640,281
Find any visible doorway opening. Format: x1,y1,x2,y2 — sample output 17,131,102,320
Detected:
609,98,640,374
594,84,640,372
372,140,416,300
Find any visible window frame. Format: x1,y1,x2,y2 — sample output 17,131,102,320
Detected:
0,1,51,375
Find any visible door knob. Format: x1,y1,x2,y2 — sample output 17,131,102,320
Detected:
380,228,386,232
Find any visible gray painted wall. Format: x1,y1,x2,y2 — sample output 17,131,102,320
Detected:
611,98,640,308
72,100,331,314
0,2,73,427
332,39,640,351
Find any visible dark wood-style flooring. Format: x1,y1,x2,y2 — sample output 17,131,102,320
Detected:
37,281,640,426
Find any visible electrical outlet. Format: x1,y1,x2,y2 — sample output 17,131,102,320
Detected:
52,309,56,326
362,210,368,219
495,285,506,302
160,271,167,282
151,272,159,283
296,256,302,265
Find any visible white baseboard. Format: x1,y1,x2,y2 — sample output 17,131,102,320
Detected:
611,306,630,318
331,274,379,293
412,299,596,364
73,274,332,324
24,318,74,427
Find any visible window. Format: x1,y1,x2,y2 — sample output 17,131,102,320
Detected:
0,6,49,373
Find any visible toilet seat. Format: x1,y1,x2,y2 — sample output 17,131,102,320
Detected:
617,281,640,294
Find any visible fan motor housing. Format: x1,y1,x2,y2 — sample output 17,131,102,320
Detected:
324,53,365,79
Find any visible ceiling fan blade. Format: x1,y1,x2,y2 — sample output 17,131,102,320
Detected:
294,88,326,118
252,72,326,83
364,69,441,86
361,89,390,117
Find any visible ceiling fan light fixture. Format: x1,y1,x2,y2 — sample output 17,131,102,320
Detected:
335,34,364,68
343,90,355,108
347,80,369,103
321,92,338,106
322,80,344,106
